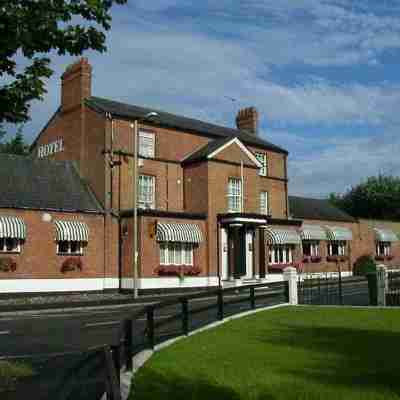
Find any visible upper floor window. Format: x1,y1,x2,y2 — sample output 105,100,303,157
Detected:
328,241,346,256
139,131,155,158
255,152,267,176
227,178,242,212
260,191,269,215
0,238,21,253
376,242,391,257
138,175,155,209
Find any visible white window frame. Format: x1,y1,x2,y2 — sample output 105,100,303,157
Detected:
138,131,155,158
57,241,83,255
269,245,293,265
328,241,346,256
376,242,391,257
260,191,269,215
302,240,319,257
255,152,267,176
0,238,21,253
159,242,194,266
227,177,242,213
138,175,155,209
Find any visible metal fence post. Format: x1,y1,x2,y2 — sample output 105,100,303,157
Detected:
181,298,189,335
217,289,224,320
338,263,343,305
147,306,155,349
123,319,133,371
110,345,121,385
283,267,298,305
377,264,387,307
104,346,122,400
250,287,255,309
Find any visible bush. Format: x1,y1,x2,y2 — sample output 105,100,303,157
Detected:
353,255,376,276
0,257,17,272
61,257,83,273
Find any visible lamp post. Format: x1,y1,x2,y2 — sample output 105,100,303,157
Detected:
131,112,159,299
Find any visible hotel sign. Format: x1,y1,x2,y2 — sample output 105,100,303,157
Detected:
37,138,64,158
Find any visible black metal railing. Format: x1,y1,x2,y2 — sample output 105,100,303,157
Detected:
298,273,369,306
387,271,400,306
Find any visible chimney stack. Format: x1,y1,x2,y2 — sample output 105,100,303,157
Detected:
61,58,92,112
235,107,259,135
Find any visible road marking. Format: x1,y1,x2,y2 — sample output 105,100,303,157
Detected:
0,330,10,335
85,320,120,328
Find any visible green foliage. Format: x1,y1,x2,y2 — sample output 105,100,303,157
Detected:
329,175,400,220
353,254,377,276
0,127,29,155
0,360,34,392
0,0,127,125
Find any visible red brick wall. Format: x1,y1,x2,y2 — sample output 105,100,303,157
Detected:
0,209,105,280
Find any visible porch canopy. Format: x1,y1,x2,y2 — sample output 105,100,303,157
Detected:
299,224,327,241
55,220,89,242
0,216,26,239
264,227,301,245
374,228,398,242
324,226,352,241
156,222,203,243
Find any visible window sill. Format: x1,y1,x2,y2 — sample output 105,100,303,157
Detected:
57,253,83,257
0,251,20,255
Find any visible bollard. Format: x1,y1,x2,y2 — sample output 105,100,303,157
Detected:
283,267,298,305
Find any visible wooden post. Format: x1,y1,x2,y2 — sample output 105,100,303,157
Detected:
123,319,133,371
217,289,224,320
250,287,256,309
147,306,155,349
181,298,189,335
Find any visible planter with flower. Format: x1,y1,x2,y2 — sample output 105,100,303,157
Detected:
155,265,201,278
311,256,322,263
0,257,17,272
302,256,311,263
61,257,83,273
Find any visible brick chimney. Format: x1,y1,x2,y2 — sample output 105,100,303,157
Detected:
235,107,259,135
61,58,92,112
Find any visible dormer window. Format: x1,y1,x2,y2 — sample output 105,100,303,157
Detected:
255,152,267,176
139,131,155,158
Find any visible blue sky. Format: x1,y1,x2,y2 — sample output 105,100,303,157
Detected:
9,0,400,198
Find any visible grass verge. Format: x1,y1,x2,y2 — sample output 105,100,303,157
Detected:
131,306,400,400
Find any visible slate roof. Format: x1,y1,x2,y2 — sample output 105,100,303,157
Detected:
289,196,356,223
85,96,288,155
0,154,103,213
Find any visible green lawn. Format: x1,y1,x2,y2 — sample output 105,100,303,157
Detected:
0,360,34,392
131,306,400,400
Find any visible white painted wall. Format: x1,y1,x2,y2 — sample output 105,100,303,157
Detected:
245,230,253,278
221,228,228,280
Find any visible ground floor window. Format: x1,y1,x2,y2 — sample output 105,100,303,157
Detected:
328,241,346,256
302,240,319,256
57,241,84,255
0,238,21,253
160,242,194,266
269,245,293,264
376,242,391,257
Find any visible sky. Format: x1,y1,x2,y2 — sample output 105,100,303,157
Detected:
7,0,400,198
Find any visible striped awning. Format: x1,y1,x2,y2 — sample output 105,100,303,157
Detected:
300,225,327,241
374,228,398,242
55,220,89,242
264,228,301,245
0,216,26,239
156,223,203,243
325,226,352,241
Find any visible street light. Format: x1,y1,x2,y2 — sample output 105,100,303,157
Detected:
131,112,159,299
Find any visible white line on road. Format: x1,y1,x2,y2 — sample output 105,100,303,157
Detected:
85,320,120,328
0,330,10,335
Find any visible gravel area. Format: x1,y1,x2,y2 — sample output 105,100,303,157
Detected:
0,292,135,307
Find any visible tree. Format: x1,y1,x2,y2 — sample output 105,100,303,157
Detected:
328,175,400,220
0,127,29,155
0,0,127,125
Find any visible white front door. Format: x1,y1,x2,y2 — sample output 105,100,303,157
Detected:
245,230,253,279
221,228,229,280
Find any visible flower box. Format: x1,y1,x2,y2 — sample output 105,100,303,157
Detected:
387,255,394,261
302,256,311,263
61,257,83,273
155,265,201,277
327,255,338,262
0,257,17,272
311,256,322,263
375,255,385,261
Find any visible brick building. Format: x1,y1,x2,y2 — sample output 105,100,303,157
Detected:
0,58,398,294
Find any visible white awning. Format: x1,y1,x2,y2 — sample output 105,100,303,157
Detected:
264,228,301,245
374,228,398,242
325,226,352,241
55,220,89,242
300,225,327,241
156,223,203,243
0,216,26,239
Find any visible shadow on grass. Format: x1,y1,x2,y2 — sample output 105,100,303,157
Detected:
132,369,270,400
256,324,400,396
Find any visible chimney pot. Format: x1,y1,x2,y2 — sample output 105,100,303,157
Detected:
235,107,259,135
